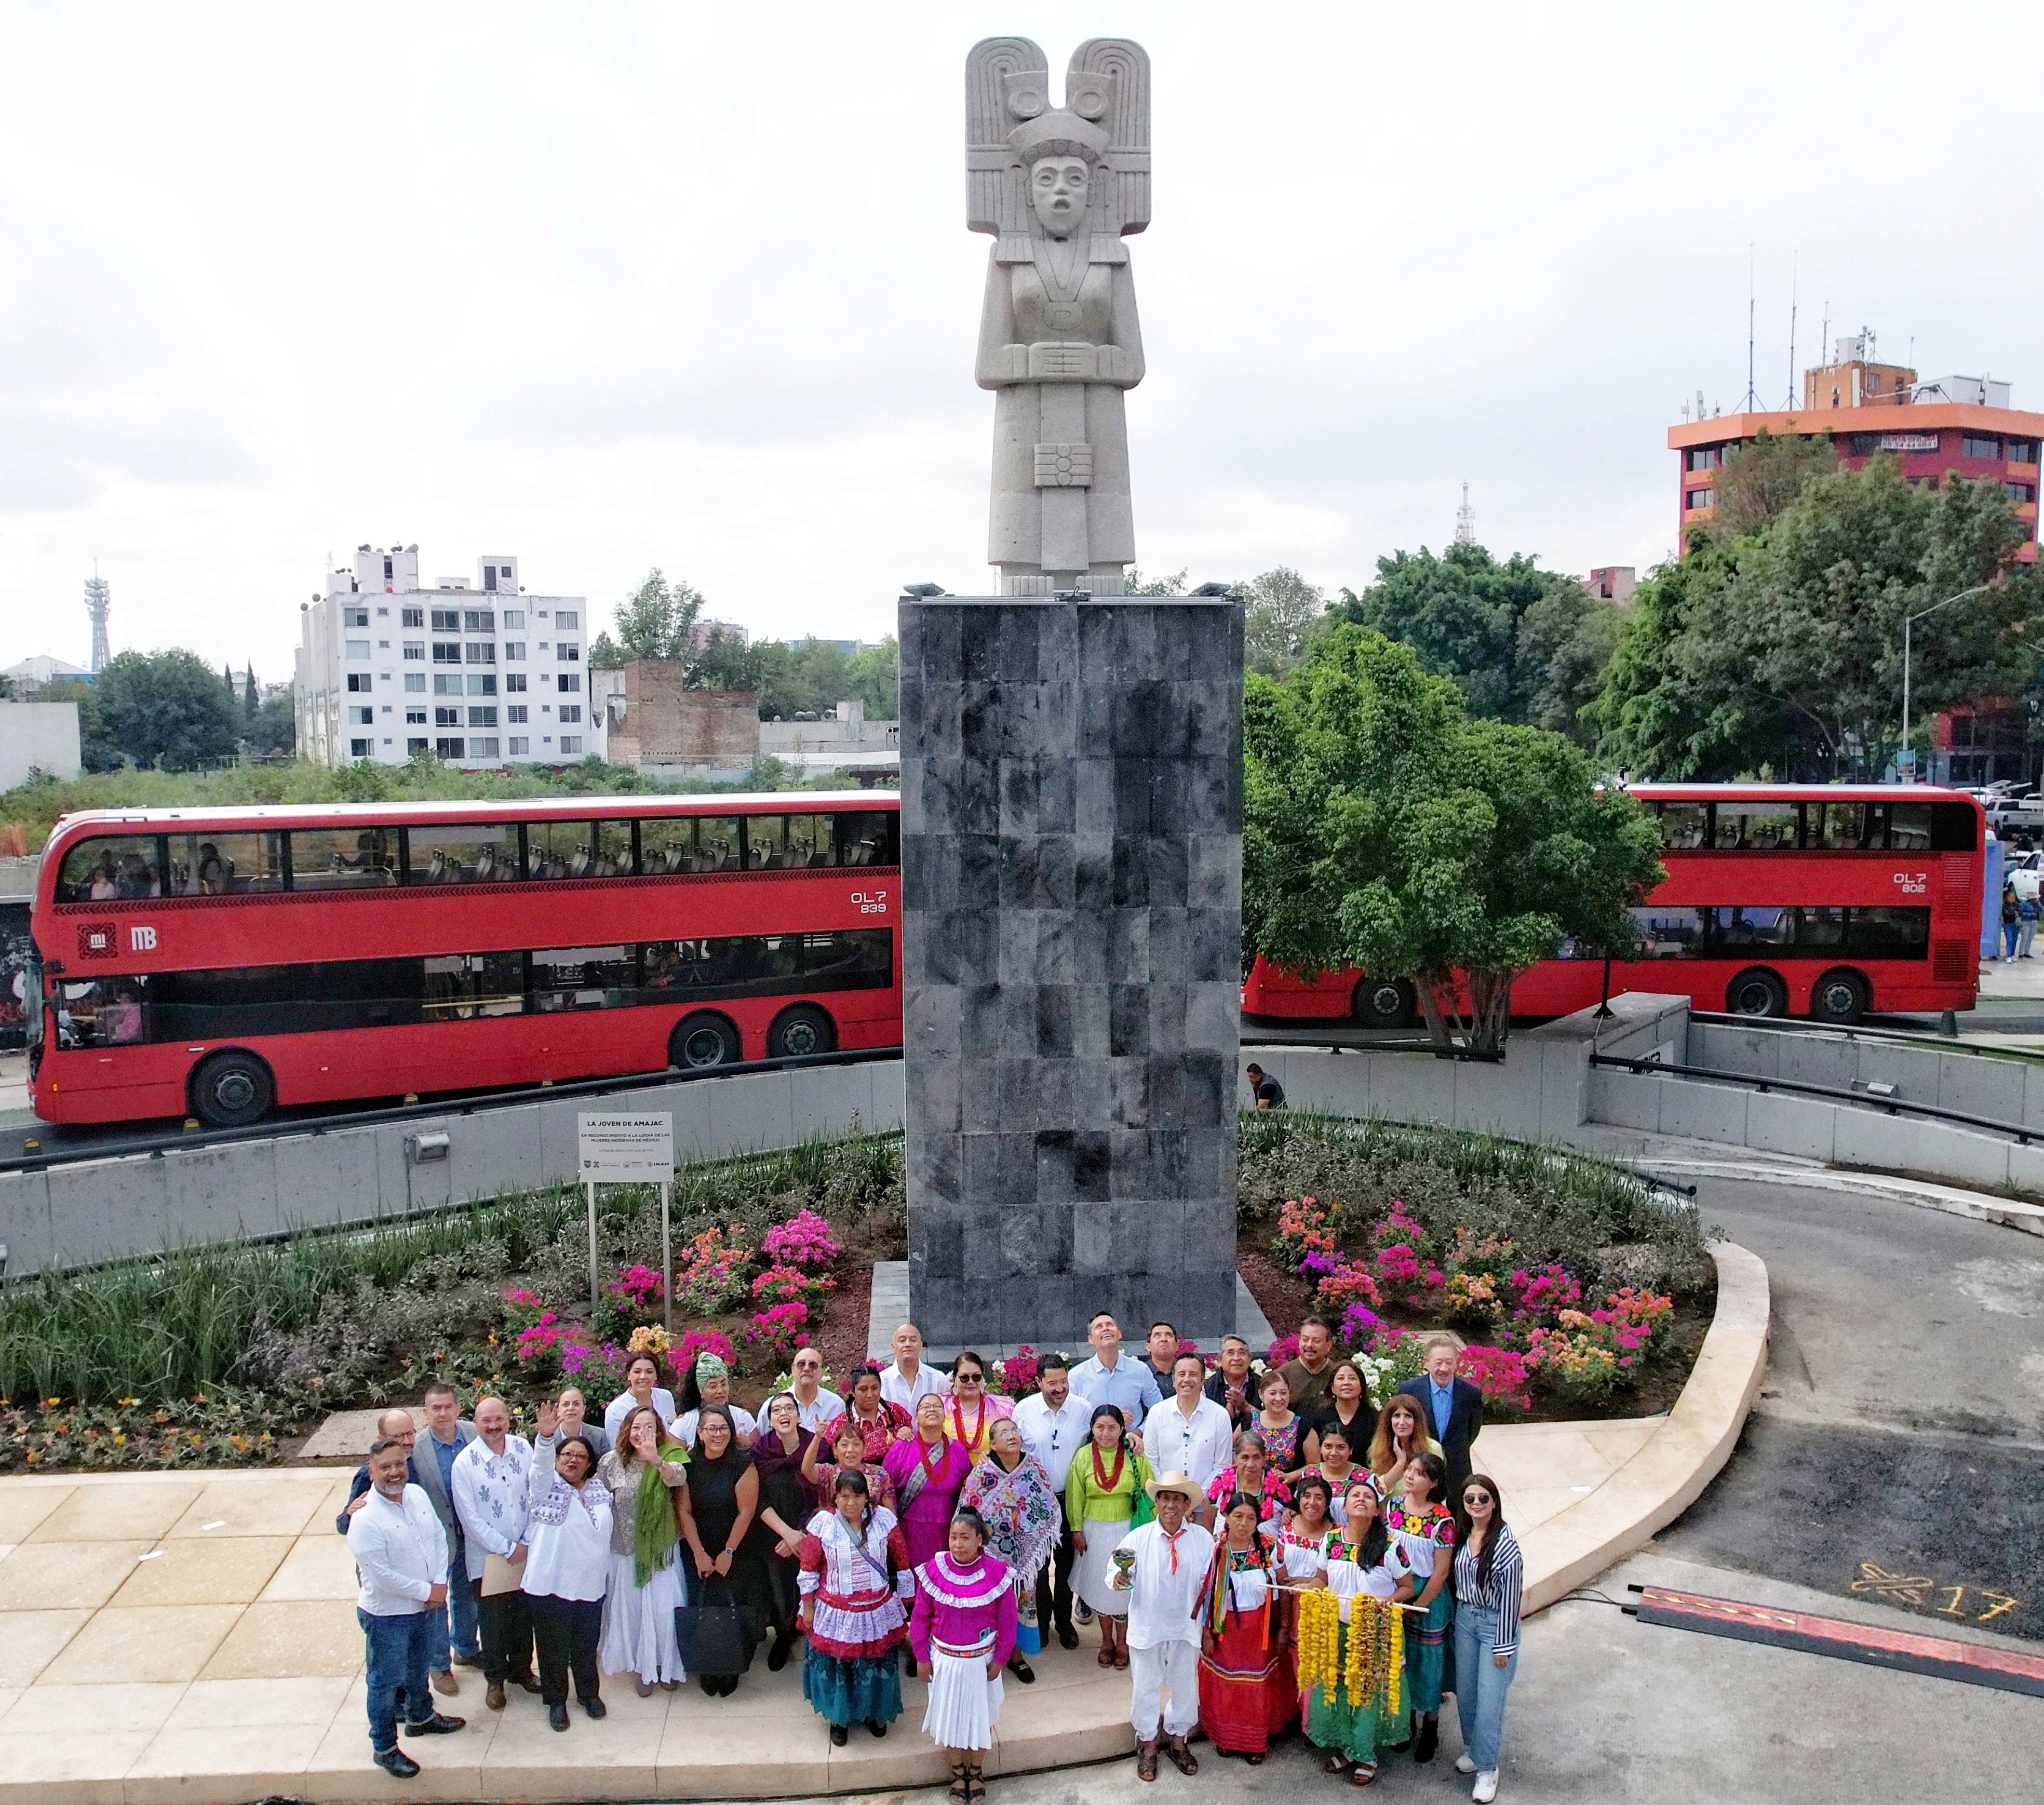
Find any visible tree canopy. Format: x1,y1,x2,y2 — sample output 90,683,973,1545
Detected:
1242,566,1326,678
1245,624,1662,1052
80,651,241,771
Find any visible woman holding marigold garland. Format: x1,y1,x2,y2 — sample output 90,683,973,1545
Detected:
1196,1494,1297,1762
1384,1451,1457,1763
1301,1479,1416,1786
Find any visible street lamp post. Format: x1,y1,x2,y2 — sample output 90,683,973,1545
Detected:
1901,583,1992,783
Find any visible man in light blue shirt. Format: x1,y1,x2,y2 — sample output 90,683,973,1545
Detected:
1068,1311,1162,1428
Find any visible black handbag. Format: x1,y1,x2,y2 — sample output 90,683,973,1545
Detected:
675,1571,759,1677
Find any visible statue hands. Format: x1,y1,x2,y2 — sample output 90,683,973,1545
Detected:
984,342,1141,388
1027,342,1099,381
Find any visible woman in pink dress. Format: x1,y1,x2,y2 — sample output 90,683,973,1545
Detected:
882,1393,974,1570
910,1508,1017,1805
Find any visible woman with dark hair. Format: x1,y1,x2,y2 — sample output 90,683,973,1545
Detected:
522,1399,615,1731
882,1392,975,1571
804,1417,898,1515
1253,1368,1307,1476
823,1364,913,1462
595,1403,691,1695
680,1404,772,1695
959,1417,1061,1682
1302,1422,1362,1497
1366,1394,1442,1502
1064,1402,1153,1670
1386,1451,1458,1763
1278,1473,1341,1583
943,1351,1014,1461
798,1469,914,1746
1203,1429,1290,1529
1449,1474,1522,1803
751,1391,816,1673
1305,1361,1375,1466
675,1352,758,1450
1196,1493,1295,1763
910,1508,1017,1805
1303,1480,1416,1786
603,1352,676,1445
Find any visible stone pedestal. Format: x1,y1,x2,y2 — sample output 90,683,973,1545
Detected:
897,595,1242,1347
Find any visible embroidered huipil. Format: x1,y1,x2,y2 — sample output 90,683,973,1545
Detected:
450,1434,533,1581
521,1431,613,1601
1383,1499,1456,1581
1277,1520,1342,1582
798,1506,915,1658
908,1551,1018,1667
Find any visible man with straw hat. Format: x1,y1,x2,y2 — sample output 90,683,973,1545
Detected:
1111,1471,1214,1782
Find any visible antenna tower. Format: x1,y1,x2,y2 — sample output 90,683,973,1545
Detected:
1785,250,1798,409
84,567,112,672
1453,481,1475,547
1741,244,1757,412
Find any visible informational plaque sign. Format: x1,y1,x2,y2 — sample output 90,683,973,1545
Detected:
577,1112,674,1181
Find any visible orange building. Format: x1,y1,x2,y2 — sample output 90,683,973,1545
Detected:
1668,338,2041,562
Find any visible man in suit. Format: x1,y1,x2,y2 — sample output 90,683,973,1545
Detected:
1399,1336,1484,1497
409,1383,481,1692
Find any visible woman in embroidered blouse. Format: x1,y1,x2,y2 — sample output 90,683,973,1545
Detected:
1366,1394,1442,1502
680,1404,771,1696
799,1470,914,1746
1197,1493,1296,1763
1385,1451,1457,1763
751,1391,816,1674
1204,1429,1292,1530
942,1351,1014,1462
882,1392,975,1571
958,1418,1062,1685
910,1508,1017,1805
1064,1401,1153,1670
1450,1472,1522,1803
522,1399,616,1731
1302,1422,1363,1499
822,1365,913,1463
594,1404,691,1696
1305,1479,1417,1786
803,1418,898,1516
1253,1368,1307,1477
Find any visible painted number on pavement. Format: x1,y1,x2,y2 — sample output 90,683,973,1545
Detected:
1850,1561,2021,1624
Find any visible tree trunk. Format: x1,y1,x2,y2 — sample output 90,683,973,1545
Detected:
1466,968,1514,1056
1415,968,1516,1057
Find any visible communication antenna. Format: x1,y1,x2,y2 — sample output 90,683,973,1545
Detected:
1453,480,1475,546
1741,243,1757,413
1785,250,1799,409
1820,301,1829,362
83,563,112,672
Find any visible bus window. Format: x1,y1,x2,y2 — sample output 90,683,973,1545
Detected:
754,934,803,981
1654,803,1708,851
1811,803,1870,852
1632,906,1706,956
528,819,636,880
1929,801,1978,851
57,836,163,902
406,824,519,885
55,976,150,1047
1712,905,1793,946
166,831,284,897
1788,905,1847,947
640,817,742,875
1850,906,1930,955
746,817,790,870
592,820,635,877
838,812,898,866
291,828,397,890
423,952,523,1019
788,813,837,867
530,945,633,1011
643,937,753,989
1888,802,1932,852
1713,802,1800,851
801,928,893,987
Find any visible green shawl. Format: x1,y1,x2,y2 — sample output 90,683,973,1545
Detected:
631,1456,684,1587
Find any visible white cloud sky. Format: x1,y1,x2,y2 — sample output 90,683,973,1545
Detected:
2,0,2039,679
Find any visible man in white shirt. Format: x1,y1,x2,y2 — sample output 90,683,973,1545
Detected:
348,1436,466,1777
1112,1472,1213,1780
450,1396,539,1710
1068,1311,1163,1432
1011,1352,1093,1648
878,1322,950,1412
785,1346,845,1433
1140,1352,1235,1512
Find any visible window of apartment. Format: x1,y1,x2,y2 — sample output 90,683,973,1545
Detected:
433,641,462,663
2010,439,2041,465
377,640,391,650
349,738,371,757
508,736,530,756
560,736,583,755
507,705,528,724
408,737,428,753
380,704,393,713
470,737,501,758
559,705,582,723
1686,446,1721,471
466,673,497,695
402,642,424,661
404,672,426,693
468,706,499,728
504,672,527,692
344,607,370,627
559,642,580,661
537,642,549,653
465,642,496,664
463,610,496,634
406,708,427,725
1686,488,1714,511
502,610,526,629
556,610,579,629
345,639,371,659
432,609,461,632
436,706,462,727
558,672,581,693
349,706,373,724
376,607,389,617
434,674,462,695
346,672,372,693
1961,435,2003,460
503,642,526,661
402,607,424,628
2006,481,2037,504
435,737,466,759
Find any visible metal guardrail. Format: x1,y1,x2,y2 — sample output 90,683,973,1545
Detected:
1688,1008,2044,1065
0,1045,904,1178
1589,1051,2041,1147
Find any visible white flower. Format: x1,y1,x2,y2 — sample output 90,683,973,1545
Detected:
1250,1358,1267,1374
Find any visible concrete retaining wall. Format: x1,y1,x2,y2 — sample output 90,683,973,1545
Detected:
0,1060,906,1276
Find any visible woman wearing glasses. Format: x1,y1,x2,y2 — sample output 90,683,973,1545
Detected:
943,1352,1014,1462
1449,1474,1521,1803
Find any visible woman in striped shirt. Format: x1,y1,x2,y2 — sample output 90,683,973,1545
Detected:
1449,1473,1522,1804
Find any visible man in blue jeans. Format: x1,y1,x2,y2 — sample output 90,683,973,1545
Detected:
411,1383,481,1690
347,1437,466,1777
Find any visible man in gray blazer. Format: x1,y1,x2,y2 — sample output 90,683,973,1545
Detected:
410,1382,481,1691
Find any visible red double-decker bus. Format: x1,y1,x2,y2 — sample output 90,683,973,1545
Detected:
28,792,901,1127
1242,784,1985,1028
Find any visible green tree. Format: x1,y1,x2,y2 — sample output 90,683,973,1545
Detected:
1242,566,1326,678
90,651,241,771
243,667,258,720
1245,625,1662,1053
1514,579,1622,745
1705,427,1836,543
39,677,120,771
248,689,297,758
1126,567,1187,595
590,568,709,668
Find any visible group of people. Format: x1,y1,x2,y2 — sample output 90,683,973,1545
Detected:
340,1313,1520,1800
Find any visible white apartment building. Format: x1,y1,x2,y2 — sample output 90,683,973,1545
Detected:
294,545,601,769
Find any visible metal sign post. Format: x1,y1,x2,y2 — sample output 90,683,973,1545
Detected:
576,1113,676,1319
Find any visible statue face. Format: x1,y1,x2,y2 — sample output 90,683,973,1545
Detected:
1030,157,1090,237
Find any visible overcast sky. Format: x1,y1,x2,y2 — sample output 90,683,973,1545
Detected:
3,1,2039,679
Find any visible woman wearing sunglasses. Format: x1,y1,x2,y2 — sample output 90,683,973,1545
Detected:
1449,1474,1521,1803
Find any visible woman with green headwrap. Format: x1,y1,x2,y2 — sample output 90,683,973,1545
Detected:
595,1403,693,1695
677,1351,759,1451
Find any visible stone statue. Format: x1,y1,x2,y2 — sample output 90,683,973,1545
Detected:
966,37,1149,596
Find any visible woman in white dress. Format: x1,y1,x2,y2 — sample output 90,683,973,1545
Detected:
596,1403,692,1695
603,1353,677,1445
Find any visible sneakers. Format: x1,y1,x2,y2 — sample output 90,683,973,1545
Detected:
1456,1754,1478,1775
372,1747,420,1779
1075,1600,1094,1625
1473,1771,1499,1803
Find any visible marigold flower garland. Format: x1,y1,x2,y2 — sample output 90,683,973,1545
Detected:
1295,1588,1403,1719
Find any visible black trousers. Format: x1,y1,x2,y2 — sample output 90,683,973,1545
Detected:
529,1594,602,1707
1034,1504,1076,1637
478,1586,535,1686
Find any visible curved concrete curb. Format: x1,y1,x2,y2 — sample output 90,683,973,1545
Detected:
1518,1239,1769,1614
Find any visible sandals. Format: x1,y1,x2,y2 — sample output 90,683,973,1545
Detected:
1350,1763,1378,1787
948,1762,970,1804
1324,1755,1352,1774
1097,1646,1117,1668
1163,1739,1199,1776
1113,1647,1129,1670
965,1771,987,1804
1136,1743,1160,1783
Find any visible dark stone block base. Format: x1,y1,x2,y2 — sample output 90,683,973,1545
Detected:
899,596,1243,1346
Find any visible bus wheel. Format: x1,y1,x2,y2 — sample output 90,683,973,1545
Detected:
669,1014,740,1070
1725,969,1789,1019
1810,967,1870,1025
769,1004,836,1060
190,1050,275,1129
1352,976,1417,1030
